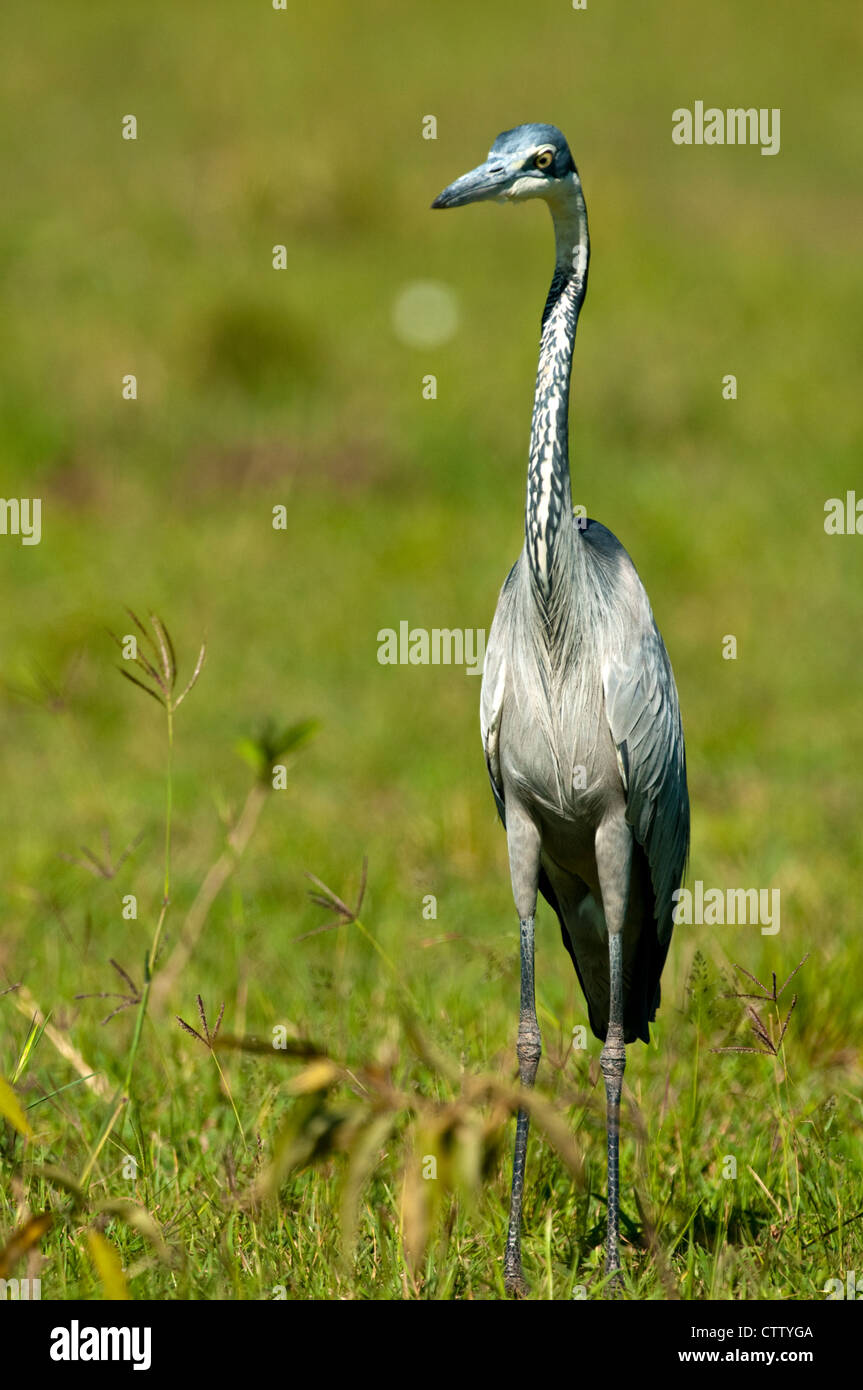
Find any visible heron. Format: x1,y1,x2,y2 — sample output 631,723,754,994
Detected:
432,124,689,1294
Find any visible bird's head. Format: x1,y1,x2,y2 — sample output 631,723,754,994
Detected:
431,124,577,210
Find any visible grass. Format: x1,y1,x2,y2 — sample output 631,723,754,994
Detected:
1,0,862,1299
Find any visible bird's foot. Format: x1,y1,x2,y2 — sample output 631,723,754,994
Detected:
603,1256,624,1298
503,1253,530,1299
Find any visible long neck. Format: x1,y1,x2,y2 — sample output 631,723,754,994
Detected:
524,172,589,604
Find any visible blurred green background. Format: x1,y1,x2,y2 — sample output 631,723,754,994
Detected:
1,0,861,1299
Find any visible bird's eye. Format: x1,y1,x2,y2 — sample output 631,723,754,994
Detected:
534,149,554,171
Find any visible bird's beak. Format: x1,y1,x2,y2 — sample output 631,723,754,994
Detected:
431,158,514,209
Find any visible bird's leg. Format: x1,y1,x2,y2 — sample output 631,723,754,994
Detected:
504,912,541,1297
600,929,626,1286
595,816,632,1290
503,803,542,1297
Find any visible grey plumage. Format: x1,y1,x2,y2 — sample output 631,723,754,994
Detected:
483,520,688,1043
433,123,689,1291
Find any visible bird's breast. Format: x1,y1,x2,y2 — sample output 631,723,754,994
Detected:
498,652,624,829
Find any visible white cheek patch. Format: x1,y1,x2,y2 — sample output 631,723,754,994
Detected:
505,175,549,200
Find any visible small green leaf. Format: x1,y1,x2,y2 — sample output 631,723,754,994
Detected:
0,1075,33,1137
86,1230,130,1299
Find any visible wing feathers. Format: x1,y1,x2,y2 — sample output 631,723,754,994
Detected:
602,624,689,945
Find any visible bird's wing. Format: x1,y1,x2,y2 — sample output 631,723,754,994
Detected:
480,633,507,824
601,618,689,943
480,563,519,826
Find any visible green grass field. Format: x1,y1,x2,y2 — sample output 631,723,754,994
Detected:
1,0,861,1300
